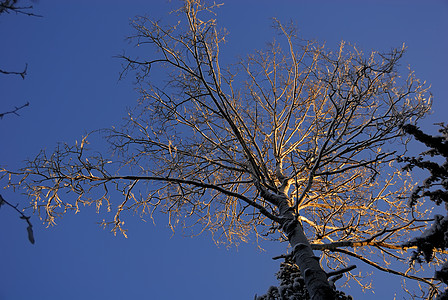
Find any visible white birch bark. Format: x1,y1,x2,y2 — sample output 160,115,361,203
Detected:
259,184,335,300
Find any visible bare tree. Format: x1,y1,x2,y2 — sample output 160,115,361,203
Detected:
1,1,436,298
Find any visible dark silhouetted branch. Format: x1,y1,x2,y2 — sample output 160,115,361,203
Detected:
0,101,29,119
0,63,28,79
0,1,42,17
0,194,35,244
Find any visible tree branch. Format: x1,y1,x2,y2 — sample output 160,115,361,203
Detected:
0,63,28,79
0,194,35,244
330,248,435,286
0,101,29,119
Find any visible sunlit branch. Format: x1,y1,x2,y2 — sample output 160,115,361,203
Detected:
83,174,281,223
330,248,436,286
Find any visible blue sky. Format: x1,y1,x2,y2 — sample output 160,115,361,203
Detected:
1,1,447,299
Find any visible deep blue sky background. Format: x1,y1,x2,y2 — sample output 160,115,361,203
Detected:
1,1,447,299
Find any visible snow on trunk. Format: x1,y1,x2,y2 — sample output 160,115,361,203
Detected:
277,194,335,300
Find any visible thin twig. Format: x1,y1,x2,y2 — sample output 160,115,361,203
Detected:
0,194,35,244
0,63,28,79
0,4,43,17
0,102,30,119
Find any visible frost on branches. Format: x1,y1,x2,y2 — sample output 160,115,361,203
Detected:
401,123,448,298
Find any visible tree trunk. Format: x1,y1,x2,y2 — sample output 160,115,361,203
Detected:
278,197,335,300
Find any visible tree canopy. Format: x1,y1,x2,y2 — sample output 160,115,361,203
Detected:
1,0,437,298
